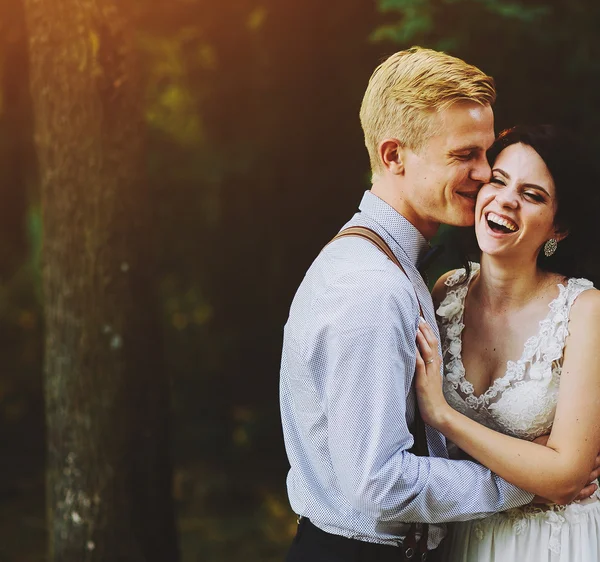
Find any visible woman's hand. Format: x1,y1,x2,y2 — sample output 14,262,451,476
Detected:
415,319,450,429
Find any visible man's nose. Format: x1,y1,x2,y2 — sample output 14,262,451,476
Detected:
470,156,491,183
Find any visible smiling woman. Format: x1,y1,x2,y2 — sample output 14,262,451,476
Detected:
484,125,598,281
459,125,600,284
476,142,561,259
419,124,600,561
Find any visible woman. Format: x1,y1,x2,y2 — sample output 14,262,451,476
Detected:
415,124,600,561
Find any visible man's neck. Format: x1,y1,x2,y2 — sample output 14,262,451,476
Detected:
370,181,439,241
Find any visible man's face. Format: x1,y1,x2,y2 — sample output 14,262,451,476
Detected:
401,101,495,233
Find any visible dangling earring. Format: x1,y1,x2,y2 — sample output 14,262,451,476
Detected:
544,238,558,257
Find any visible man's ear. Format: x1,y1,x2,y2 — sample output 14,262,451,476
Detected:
379,139,405,175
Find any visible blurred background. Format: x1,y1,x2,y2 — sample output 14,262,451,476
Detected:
1,0,600,560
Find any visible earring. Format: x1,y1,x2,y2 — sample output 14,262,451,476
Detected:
544,238,558,257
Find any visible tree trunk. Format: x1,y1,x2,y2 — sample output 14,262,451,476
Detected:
24,0,179,560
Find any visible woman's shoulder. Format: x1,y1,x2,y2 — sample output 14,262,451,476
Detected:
563,278,600,327
559,281,600,356
432,271,457,306
432,264,479,306
566,276,596,291
567,278,599,309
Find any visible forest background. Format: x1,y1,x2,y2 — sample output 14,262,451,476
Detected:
1,0,599,560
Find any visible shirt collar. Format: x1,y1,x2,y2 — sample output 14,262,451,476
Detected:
358,191,430,267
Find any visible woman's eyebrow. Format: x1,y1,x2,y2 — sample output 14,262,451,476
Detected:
492,168,551,197
492,167,509,178
523,183,550,197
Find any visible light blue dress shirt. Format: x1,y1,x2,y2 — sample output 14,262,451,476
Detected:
280,191,534,549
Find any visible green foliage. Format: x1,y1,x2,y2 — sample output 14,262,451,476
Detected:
27,205,42,293
373,0,550,43
373,0,549,46
372,0,434,43
480,0,549,21
373,0,600,152
140,30,204,147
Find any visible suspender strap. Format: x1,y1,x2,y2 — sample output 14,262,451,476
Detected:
328,226,430,559
330,227,425,317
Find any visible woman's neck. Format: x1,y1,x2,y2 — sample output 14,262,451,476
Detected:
473,254,554,314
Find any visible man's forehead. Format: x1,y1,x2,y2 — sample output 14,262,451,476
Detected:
466,105,491,123
440,104,495,150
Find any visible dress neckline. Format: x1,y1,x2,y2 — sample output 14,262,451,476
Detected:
444,264,572,407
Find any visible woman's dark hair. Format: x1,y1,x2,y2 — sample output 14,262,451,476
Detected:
461,124,600,285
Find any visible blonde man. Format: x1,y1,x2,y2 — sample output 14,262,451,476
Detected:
281,47,535,561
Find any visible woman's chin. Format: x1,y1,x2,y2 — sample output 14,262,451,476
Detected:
476,238,511,257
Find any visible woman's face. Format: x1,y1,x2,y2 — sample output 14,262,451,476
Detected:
475,142,562,260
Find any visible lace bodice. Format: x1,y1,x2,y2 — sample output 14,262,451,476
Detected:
437,263,594,441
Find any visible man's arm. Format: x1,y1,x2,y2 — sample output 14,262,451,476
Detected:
312,266,533,524
415,292,600,505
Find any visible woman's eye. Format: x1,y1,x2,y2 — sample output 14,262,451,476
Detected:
524,192,544,202
490,177,505,186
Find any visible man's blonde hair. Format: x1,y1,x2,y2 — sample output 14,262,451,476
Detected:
360,47,496,179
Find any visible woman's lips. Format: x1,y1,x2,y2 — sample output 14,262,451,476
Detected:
484,211,519,234
483,215,518,238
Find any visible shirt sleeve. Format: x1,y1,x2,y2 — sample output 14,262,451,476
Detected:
309,266,533,524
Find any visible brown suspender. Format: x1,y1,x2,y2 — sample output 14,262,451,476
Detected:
329,226,430,560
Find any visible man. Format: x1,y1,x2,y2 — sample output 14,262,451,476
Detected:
279,48,593,561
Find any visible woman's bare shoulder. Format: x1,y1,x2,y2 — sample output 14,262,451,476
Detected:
569,283,600,324
432,269,460,308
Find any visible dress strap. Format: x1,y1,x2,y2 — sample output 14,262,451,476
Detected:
551,278,595,350
444,263,480,289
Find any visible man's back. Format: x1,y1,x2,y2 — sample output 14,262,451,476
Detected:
281,220,421,542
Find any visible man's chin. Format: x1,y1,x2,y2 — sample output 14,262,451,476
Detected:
442,209,476,228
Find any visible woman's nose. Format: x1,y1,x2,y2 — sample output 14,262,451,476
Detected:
496,188,519,208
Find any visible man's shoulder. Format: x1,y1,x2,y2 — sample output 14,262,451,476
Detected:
299,241,419,334
317,235,414,295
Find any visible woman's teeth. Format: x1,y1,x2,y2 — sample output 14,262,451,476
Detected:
486,212,518,233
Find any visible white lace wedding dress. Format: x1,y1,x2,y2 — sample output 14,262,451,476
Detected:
437,264,600,562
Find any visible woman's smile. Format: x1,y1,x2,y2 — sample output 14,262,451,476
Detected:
485,211,519,234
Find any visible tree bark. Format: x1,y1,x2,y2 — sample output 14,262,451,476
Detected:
24,0,179,560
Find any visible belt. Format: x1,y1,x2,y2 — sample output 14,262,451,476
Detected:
402,522,429,561
297,517,430,561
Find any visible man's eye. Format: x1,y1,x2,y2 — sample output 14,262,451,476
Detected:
455,153,473,161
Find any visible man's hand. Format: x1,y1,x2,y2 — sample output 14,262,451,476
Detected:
574,454,600,501
532,434,600,503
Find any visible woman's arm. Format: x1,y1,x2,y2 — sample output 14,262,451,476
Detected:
416,290,600,505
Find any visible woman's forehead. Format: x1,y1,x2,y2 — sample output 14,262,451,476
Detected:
493,143,555,192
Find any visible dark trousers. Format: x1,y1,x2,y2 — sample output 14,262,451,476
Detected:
286,518,444,562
